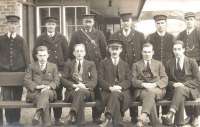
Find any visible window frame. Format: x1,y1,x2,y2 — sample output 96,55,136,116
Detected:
36,6,62,36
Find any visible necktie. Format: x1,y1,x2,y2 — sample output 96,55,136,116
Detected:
146,61,151,71
10,33,13,39
177,58,181,71
78,60,81,73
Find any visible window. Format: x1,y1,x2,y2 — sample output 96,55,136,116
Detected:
36,6,61,36
63,6,88,41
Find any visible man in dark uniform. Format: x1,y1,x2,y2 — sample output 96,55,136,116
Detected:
33,16,69,125
146,14,175,67
110,12,145,123
177,12,200,65
69,14,107,123
61,43,97,126
24,46,60,127
0,15,30,125
99,39,132,127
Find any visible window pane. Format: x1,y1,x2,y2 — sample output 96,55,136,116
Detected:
50,8,60,32
66,26,76,41
65,7,75,25
39,8,49,27
77,7,86,25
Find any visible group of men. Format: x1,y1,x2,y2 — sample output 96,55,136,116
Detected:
0,10,199,127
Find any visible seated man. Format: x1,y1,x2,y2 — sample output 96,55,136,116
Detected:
99,39,132,127
162,40,200,126
132,43,168,127
61,43,97,125
24,46,60,127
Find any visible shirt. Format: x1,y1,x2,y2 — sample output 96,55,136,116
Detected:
123,28,131,37
111,57,120,66
176,56,185,70
7,32,17,39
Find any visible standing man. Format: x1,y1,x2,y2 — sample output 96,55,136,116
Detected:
99,39,132,127
162,41,200,126
146,14,175,67
24,46,60,127
110,12,145,123
132,43,168,127
0,15,30,126
177,12,200,65
33,16,69,125
61,43,97,126
69,14,107,123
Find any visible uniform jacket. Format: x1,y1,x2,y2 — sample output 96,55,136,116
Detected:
68,28,107,67
61,59,97,91
177,28,200,63
111,29,145,67
132,59,168,89
166,56,200,94
24,62,60,101
98,58,132,91
34,32,69,71
0,33,30,72
147,32,174,66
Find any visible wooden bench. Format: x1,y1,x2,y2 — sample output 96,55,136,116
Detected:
0,72,200,110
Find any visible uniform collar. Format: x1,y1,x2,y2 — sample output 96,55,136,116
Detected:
157,31,166,36
122,28,131,37
7,32,17,39
47,32,55,37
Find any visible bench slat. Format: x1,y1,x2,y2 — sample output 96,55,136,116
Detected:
0,101,96,108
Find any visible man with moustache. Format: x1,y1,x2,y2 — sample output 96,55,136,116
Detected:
0,15,30,126
69,14,107,124
110,12,145,123
33,16,68,125
99,39,132,127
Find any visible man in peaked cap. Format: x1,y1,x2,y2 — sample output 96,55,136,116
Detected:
33,16,69,126
110,12,145,124
99,39,132,127
0,15,30,126
69,13,107,124
177,12,200,126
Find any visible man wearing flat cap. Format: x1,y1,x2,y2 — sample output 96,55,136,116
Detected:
0,15,30,125
33,16,69,125
68,14,107,123
177,12,200,126
110,12,145,123
99,39,132,127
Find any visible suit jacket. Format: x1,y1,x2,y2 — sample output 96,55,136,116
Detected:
33,32,69,71
111,29,145,67
0,33,30,72
69,28,107,67
24,62,60,101
99,58,132,91
132,59,168,89
147,32,174,66
61,59,97,91
177,28,200,63
166,56,200,91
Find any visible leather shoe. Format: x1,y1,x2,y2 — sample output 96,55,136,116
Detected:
32,109,42,126
99,118,112,127
161,113,174,126
54,119,64,126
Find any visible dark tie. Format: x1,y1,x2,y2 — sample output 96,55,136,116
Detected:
10,33,13,39
177,58,181,71
146,61,151,71
78,60,81,73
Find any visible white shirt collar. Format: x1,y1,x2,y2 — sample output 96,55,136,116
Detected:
144,60,151,66
7,32,17,39
111,57,120,65
76,59,84,64
157,31,166,36
47,32,55,37
122,28,131,37
187,28,195,35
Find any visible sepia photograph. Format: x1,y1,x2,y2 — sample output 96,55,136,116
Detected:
0,0,200,127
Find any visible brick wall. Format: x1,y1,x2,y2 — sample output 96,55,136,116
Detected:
0,0,22,35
